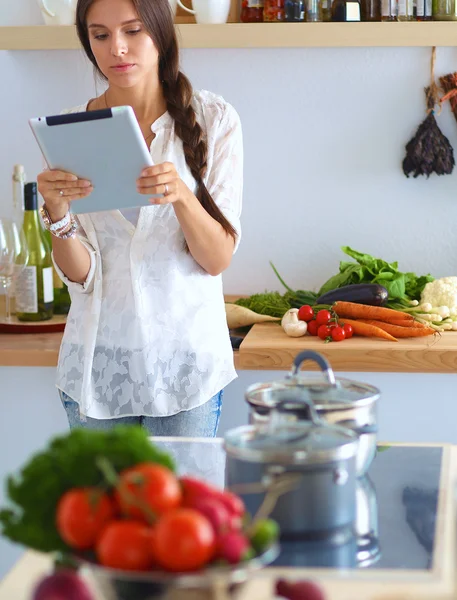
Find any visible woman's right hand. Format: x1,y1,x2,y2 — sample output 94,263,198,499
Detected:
37,169,93,222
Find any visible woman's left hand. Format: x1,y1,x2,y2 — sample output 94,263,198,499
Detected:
137,162,191,205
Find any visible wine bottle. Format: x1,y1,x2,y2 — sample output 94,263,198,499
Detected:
10,164,27,315
43,229,71,315
12,165,26,228
16,183,54,322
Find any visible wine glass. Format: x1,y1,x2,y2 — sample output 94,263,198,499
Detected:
0,218,29,323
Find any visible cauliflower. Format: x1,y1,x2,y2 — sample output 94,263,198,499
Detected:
421,277,457,315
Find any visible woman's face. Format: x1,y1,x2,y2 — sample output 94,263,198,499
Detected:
86,0,160,88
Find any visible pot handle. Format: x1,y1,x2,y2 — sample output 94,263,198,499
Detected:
289,350,337,386
274,397,323,427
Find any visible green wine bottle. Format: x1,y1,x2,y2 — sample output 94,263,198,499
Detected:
43,228,71,315
16,183,54,322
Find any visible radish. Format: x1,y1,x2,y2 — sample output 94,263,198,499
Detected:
190,496,231,534
32,570,94,600
275,578,326,600
216,490,245,517
217,531,253,564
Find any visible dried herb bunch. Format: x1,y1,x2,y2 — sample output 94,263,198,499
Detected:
402,47,455,179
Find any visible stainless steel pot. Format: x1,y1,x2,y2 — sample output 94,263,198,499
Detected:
224,399,359,538
245,350,380,476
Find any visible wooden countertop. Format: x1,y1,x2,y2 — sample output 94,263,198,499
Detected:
2,320,457,372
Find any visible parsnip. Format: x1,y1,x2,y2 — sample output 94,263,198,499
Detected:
225,303,281,329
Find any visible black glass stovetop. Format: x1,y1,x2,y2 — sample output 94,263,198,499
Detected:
154,439,442,572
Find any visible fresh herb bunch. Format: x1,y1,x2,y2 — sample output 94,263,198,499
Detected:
0,426,174,553
318,247,434,305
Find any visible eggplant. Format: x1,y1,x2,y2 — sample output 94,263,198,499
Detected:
316,283,388,306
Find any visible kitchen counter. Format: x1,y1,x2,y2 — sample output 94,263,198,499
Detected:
1,439,456,600
2,321,457,373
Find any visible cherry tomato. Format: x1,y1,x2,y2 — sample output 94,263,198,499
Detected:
317,325,331,340
153,508,216,572
343,323,353,338
307,320,319,336
56,488,116,550
298,305,314,322
115,463,182,522
315,310,332,326
96,520,154,571
331,326,346,342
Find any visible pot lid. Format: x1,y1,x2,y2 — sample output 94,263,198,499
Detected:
245,350,380,411
224,416,358,466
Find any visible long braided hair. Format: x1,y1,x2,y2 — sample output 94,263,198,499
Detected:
76,0,238,246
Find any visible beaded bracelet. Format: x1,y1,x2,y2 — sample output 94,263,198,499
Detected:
40,204,78,239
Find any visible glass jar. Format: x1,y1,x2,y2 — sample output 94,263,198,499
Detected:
433,0,457,18
240,0,264,21
381,0,397,19
416,0,432,18
285,0,306,20
264,0,286,20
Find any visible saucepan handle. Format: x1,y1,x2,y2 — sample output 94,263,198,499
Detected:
289,350,337,386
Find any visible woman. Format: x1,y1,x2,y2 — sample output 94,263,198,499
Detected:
37,0,243,436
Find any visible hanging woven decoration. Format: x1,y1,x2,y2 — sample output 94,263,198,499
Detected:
439,72,457,125
402,47,455,178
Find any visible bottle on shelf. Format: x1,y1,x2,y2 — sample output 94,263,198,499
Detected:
240,0,264,20
432,0,457,18
285,0,306,19
264,0,286,20
332,0,361,19
361,0,381,19
15,182,54,322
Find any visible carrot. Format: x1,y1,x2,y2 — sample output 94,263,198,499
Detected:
339,318,398,342
389,319,428,329
333,301,414,324
354,319,435,338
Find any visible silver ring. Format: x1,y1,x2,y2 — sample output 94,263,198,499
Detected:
164,184,169,196
59,190,64,196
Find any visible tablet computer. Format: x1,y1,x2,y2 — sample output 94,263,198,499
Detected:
29,105,159,215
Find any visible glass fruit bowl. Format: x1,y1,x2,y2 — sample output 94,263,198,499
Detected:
75,544,280,600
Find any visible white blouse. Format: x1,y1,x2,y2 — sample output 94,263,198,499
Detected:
54,90,243,419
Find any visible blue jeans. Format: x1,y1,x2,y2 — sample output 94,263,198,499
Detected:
59,390,223,437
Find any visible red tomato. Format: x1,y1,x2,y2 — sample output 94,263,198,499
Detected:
317,325,331,340
56,488,116,550
343,323,353,338
115,463,182,522
331,326,346,342
307,320,319,336
298,305,314,322
315,310,332,326
153,508,216,572
96,520,154,571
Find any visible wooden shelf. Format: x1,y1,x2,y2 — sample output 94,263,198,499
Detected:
0,22,456,50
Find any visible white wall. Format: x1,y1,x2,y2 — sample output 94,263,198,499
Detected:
1,0,457,582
